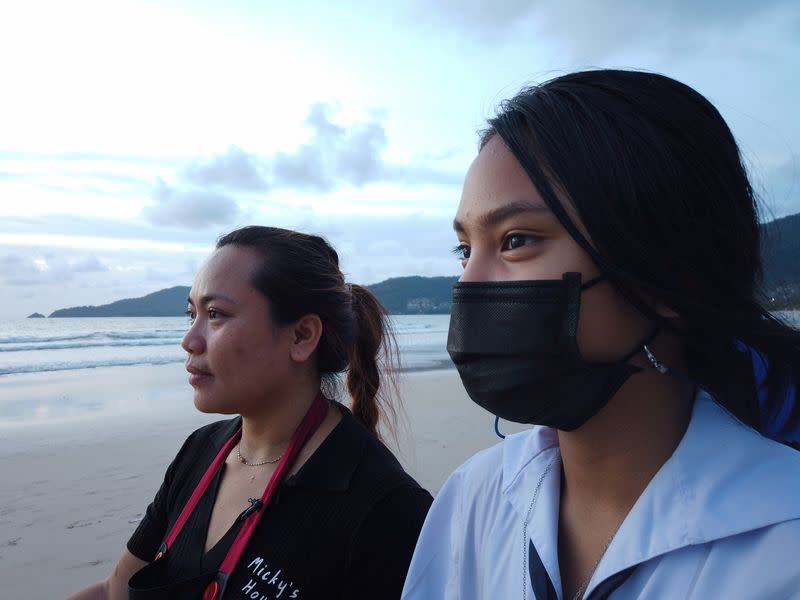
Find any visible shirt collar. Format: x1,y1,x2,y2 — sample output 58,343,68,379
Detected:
591,389,800,587
501,389,800,596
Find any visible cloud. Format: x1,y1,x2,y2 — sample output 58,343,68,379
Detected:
162,104,460,198
757,157,800,219
72,255,109,273
1,214,219,247
0,252,108,285
310,213,463,284
407,0,535,42
0,254,37,285
381,164,463,185
181,145,269,191
142,178,243,229
416,0,799,55
0,210,466,318
272,103,387,189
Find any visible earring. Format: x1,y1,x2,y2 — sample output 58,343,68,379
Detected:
643,344,669,374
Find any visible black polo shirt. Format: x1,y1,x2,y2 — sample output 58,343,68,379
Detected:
128,403,433,599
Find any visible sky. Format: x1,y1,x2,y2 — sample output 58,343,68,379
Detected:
1,0,798,318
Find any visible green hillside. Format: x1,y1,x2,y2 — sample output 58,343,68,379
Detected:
43,210,800,316
48,277,459,317
49,286,191,318
761,212,800,309
367,276,457,314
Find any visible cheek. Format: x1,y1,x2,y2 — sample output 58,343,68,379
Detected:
227,331,252,362
577,287,650,362
223,324,285,378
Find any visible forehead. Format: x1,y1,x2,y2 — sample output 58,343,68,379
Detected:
456,135,546,226
192,245,260,296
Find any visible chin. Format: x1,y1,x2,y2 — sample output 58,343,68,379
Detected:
192,391,235,415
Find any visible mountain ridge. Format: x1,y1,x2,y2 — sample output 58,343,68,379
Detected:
44,211,800,316
47,278,459,317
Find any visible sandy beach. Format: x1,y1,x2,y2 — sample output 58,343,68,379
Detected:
0,362,528,599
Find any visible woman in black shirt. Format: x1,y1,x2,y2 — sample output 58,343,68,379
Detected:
66,226,432,600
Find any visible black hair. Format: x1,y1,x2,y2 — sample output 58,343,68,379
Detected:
483,69,800,440
216,226,398,437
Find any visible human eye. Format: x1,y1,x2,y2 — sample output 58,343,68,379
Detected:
451,243,471,262
207,308,220,320
185,308,196,324
501,232,542,252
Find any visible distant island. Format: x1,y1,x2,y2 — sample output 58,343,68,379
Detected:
48,276,460,318
49,286,191,318
41,210,800,317
27,312,46,319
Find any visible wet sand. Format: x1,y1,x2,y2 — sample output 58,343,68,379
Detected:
0,363,528,598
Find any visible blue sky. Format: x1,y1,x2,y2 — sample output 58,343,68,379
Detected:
1,0,798,318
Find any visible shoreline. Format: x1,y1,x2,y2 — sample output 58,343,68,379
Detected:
0,360,456,430
0,366,528,598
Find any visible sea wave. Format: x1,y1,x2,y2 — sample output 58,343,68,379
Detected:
0,355,185,376
0,330,184,346
0,339,183,352
0,315,452,377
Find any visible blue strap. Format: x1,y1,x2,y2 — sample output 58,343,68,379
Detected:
735,341,799,443
494,415,506,439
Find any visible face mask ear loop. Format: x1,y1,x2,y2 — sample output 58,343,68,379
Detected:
494,415,507,439
642,336,699,390
580,274,605,291
618,326,661,366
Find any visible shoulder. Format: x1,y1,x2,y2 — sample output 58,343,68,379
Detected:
167,417,240,477
683,519,800,596
414,435,517,539
414,426,557,554
439,424,556,504
351,427,433,522
185,416,240,444
679,395,800,539
355,484,433,541
444,438,506,494
342,407,431,499
401,439,525,600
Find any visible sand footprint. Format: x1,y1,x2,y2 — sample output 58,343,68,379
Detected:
66,519,94,529
67,558,109,569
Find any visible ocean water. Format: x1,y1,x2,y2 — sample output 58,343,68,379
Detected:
2,311,798,379
0,314,453,378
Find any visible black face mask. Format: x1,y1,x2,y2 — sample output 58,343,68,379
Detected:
447,272,654,431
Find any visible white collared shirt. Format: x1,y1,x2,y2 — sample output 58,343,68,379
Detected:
402,390,800,599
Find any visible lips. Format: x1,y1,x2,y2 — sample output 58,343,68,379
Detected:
186,364,213,386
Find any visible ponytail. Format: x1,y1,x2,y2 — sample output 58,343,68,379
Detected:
346,284,399,438
216,226,400,440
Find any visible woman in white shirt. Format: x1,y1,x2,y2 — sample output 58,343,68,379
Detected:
402,69,800,599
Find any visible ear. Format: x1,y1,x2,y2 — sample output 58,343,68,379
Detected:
638,289,681,321
289,314,323,363
654,302,680,320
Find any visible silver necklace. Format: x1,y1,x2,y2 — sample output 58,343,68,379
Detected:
570,520,624,600
235,443,283,466
522,457,556,600
521,455,624,600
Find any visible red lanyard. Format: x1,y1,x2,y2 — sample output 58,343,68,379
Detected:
153,392,328,600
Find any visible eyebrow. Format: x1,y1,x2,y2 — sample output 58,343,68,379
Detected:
187,293,237,306
452,199,551,234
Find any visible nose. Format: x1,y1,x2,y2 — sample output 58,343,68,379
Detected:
459,252,492,283
181,320,205,355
